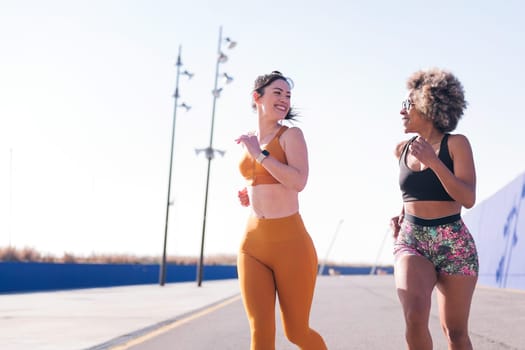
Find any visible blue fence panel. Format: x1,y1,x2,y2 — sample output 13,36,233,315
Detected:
0,262,238,293
0,262,391,293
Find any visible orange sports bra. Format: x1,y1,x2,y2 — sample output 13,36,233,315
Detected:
239,126,288,186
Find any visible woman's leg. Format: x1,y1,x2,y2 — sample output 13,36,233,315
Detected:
434,218,478,349
394,254,438,350
436,275,477,350
238,252,277,350
273,233,327,350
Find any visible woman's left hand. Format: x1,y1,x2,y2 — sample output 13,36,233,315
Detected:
237,187,250,207
409,136,439,168
390,215,403,239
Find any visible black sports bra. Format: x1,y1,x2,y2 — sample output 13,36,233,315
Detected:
399,134,454,202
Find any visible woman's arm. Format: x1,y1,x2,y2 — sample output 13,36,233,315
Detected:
391,141,407,238
390,208,405,239
259,127,309,192
429,134,476,208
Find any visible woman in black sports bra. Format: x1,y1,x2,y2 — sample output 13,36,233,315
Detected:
391,68,479,350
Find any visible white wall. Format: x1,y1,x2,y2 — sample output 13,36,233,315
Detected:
464,172,525,289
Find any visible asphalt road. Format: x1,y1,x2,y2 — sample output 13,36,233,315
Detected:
2,276,523,349
107,276,525,350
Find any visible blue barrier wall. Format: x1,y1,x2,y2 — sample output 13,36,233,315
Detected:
463,172,525,290
0,262,392,293
319,265,393,276
0,263,238,293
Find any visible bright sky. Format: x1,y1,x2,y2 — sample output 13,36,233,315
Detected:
1,0,524,265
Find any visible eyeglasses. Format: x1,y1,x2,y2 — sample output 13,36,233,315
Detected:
402,99,414,111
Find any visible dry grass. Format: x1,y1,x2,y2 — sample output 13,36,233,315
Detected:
0,246,390,268
0,246,237,265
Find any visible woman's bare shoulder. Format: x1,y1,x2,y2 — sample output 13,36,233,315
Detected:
394,140,408,159
447,133,473,156
447,133,470,146
281,126,305,141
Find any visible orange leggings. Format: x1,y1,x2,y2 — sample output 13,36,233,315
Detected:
237,213,327,350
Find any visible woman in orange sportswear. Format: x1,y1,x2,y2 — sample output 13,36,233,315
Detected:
235,71,327,350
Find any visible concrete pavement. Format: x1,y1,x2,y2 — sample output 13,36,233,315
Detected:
0,279,240,350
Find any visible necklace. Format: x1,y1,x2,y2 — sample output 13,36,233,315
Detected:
424,135,443,147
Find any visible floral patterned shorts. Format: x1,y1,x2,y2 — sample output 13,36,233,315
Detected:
394,213,479,276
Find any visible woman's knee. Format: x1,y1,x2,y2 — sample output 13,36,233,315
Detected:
405,312,428,331
284,326,310,346
442,325,470,345
403,301,430,329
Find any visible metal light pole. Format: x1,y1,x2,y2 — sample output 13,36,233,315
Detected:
318,219,344,276
159,45,193,286
195,26,236,287
9,148,13,247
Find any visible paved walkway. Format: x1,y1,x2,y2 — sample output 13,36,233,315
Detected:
0,279,240,350
1,276,524,350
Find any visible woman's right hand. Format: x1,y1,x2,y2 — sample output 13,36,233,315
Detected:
390,215,403,239
235,133,261,159
238,187,250,207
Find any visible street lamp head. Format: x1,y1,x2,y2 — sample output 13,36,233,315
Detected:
194,147,226,160
181,70,194,79
212,88,223,98
218,52,228,64
179,102,191,111
223,73,234,84
225,37,237,49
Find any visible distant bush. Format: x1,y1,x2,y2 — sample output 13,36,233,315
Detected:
0,246,44,262
0,246,237,265
0,246,383,268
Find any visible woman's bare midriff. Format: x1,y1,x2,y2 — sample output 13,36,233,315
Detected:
403,200,463,219
249,184,299,219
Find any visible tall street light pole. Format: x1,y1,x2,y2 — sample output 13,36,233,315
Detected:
195,26,236,287
159,45,193,286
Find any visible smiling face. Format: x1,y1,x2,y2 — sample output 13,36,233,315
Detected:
254,78,291,120
400,90,427,133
